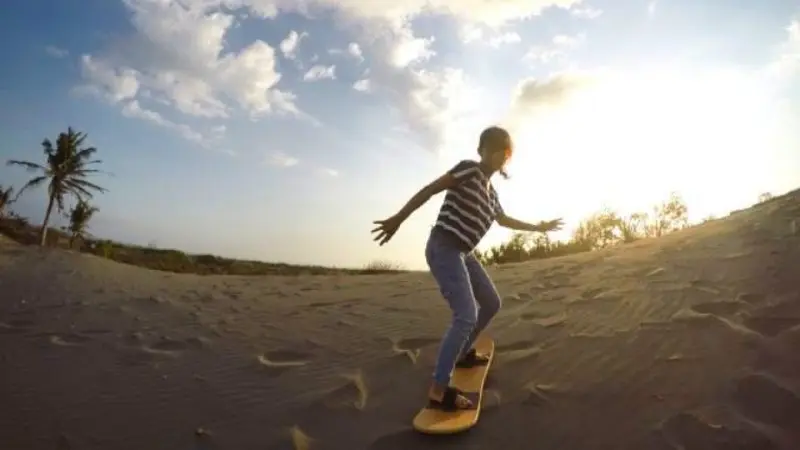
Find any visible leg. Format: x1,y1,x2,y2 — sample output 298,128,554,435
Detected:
458,252,502,360
425,231,478,408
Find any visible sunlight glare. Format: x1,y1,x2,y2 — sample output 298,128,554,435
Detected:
503,66,782,236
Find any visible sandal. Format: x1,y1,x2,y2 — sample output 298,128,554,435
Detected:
455,348,490,368
427,386,476,412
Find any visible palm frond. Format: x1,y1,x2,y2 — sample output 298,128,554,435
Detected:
13,175,48,201
66,178,106,194
74,147,98,160
62,181,96,200
7,160,45,172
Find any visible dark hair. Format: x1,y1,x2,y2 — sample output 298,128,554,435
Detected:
477,126,511,179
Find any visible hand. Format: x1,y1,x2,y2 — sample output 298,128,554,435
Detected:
372,214,404,245
537,218,564,233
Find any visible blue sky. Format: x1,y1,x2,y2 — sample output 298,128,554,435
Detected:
1,0,798,269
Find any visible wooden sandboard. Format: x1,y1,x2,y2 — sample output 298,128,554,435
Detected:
412,335,495,434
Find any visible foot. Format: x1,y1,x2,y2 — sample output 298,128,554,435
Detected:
455,348,490,368
428,385,472,410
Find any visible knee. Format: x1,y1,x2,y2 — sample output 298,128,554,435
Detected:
484,295,502,317
453,306,478,330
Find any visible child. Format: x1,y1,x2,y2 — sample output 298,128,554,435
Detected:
371,125,563,411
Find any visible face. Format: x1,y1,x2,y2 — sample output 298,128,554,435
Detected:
483,139,512,171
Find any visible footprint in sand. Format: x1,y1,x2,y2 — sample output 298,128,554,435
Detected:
743,316,800,338
690,299,748,317
520,311,567,328
658,411,775,450
732,373,800,429
142,336,209,355
395,337,438,349
743,300,800,337
391,337,438,364
689,279,723,295
496,340,537,353
49,333,92,346
320,370,369,411
496,343,543,367
503,293,530,306
132,295,170,307
78,328,113,336
288,425,315,450
644,267,667,278
735,292,766,305
521,382,571,408
0,318,36,333
257,350,310,371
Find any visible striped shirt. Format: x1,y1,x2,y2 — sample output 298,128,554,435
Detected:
434,160,504,251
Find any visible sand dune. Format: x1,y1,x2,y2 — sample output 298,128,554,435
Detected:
1,191,800,450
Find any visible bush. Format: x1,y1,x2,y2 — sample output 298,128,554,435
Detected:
363,259,406,273
477,192,691,266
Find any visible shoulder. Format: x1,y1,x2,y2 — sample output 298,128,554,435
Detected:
447,159,481,178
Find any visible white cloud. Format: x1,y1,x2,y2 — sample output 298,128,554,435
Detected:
294,0,580,27
348,42,364,61
75,55,140,103
504,71,596,127
280,30,307,59
389,31,436,67
525,32,586,64
768,19,800,79
266,151,299,167
460,26,521,46
75,0,590,154
460,24,484,43
353,78,371,91
45,45,68,58
489,32,522,47
570,5,602,19
120,99,223,150
236,0,583,152
303,64,336,81
317,167,339,177
76,0,305,131
647,0,657,18
511,73,590,109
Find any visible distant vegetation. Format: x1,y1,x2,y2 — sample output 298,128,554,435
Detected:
0,127,779,276
474,190,778,266
474,192,691,266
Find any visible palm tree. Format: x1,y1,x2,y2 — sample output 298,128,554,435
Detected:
67,199,99,249
8,127,106,246
0,185,13,218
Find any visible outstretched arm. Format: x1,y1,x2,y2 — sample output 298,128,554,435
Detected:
392,173,454,222
496,212,562,233
373,160,482,245
391,160,480,222
496,212,541,232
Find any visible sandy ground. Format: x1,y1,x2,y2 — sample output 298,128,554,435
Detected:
1,193,800,450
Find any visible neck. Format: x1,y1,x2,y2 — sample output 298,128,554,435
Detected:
479,160,495,177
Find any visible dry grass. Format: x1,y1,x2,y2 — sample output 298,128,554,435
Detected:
0,217,407,277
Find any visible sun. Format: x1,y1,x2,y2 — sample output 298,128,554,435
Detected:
502,65,782,232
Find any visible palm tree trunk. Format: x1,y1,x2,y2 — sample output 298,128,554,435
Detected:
40,192,56,246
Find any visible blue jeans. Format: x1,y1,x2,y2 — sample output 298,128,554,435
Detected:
426,227,502,388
